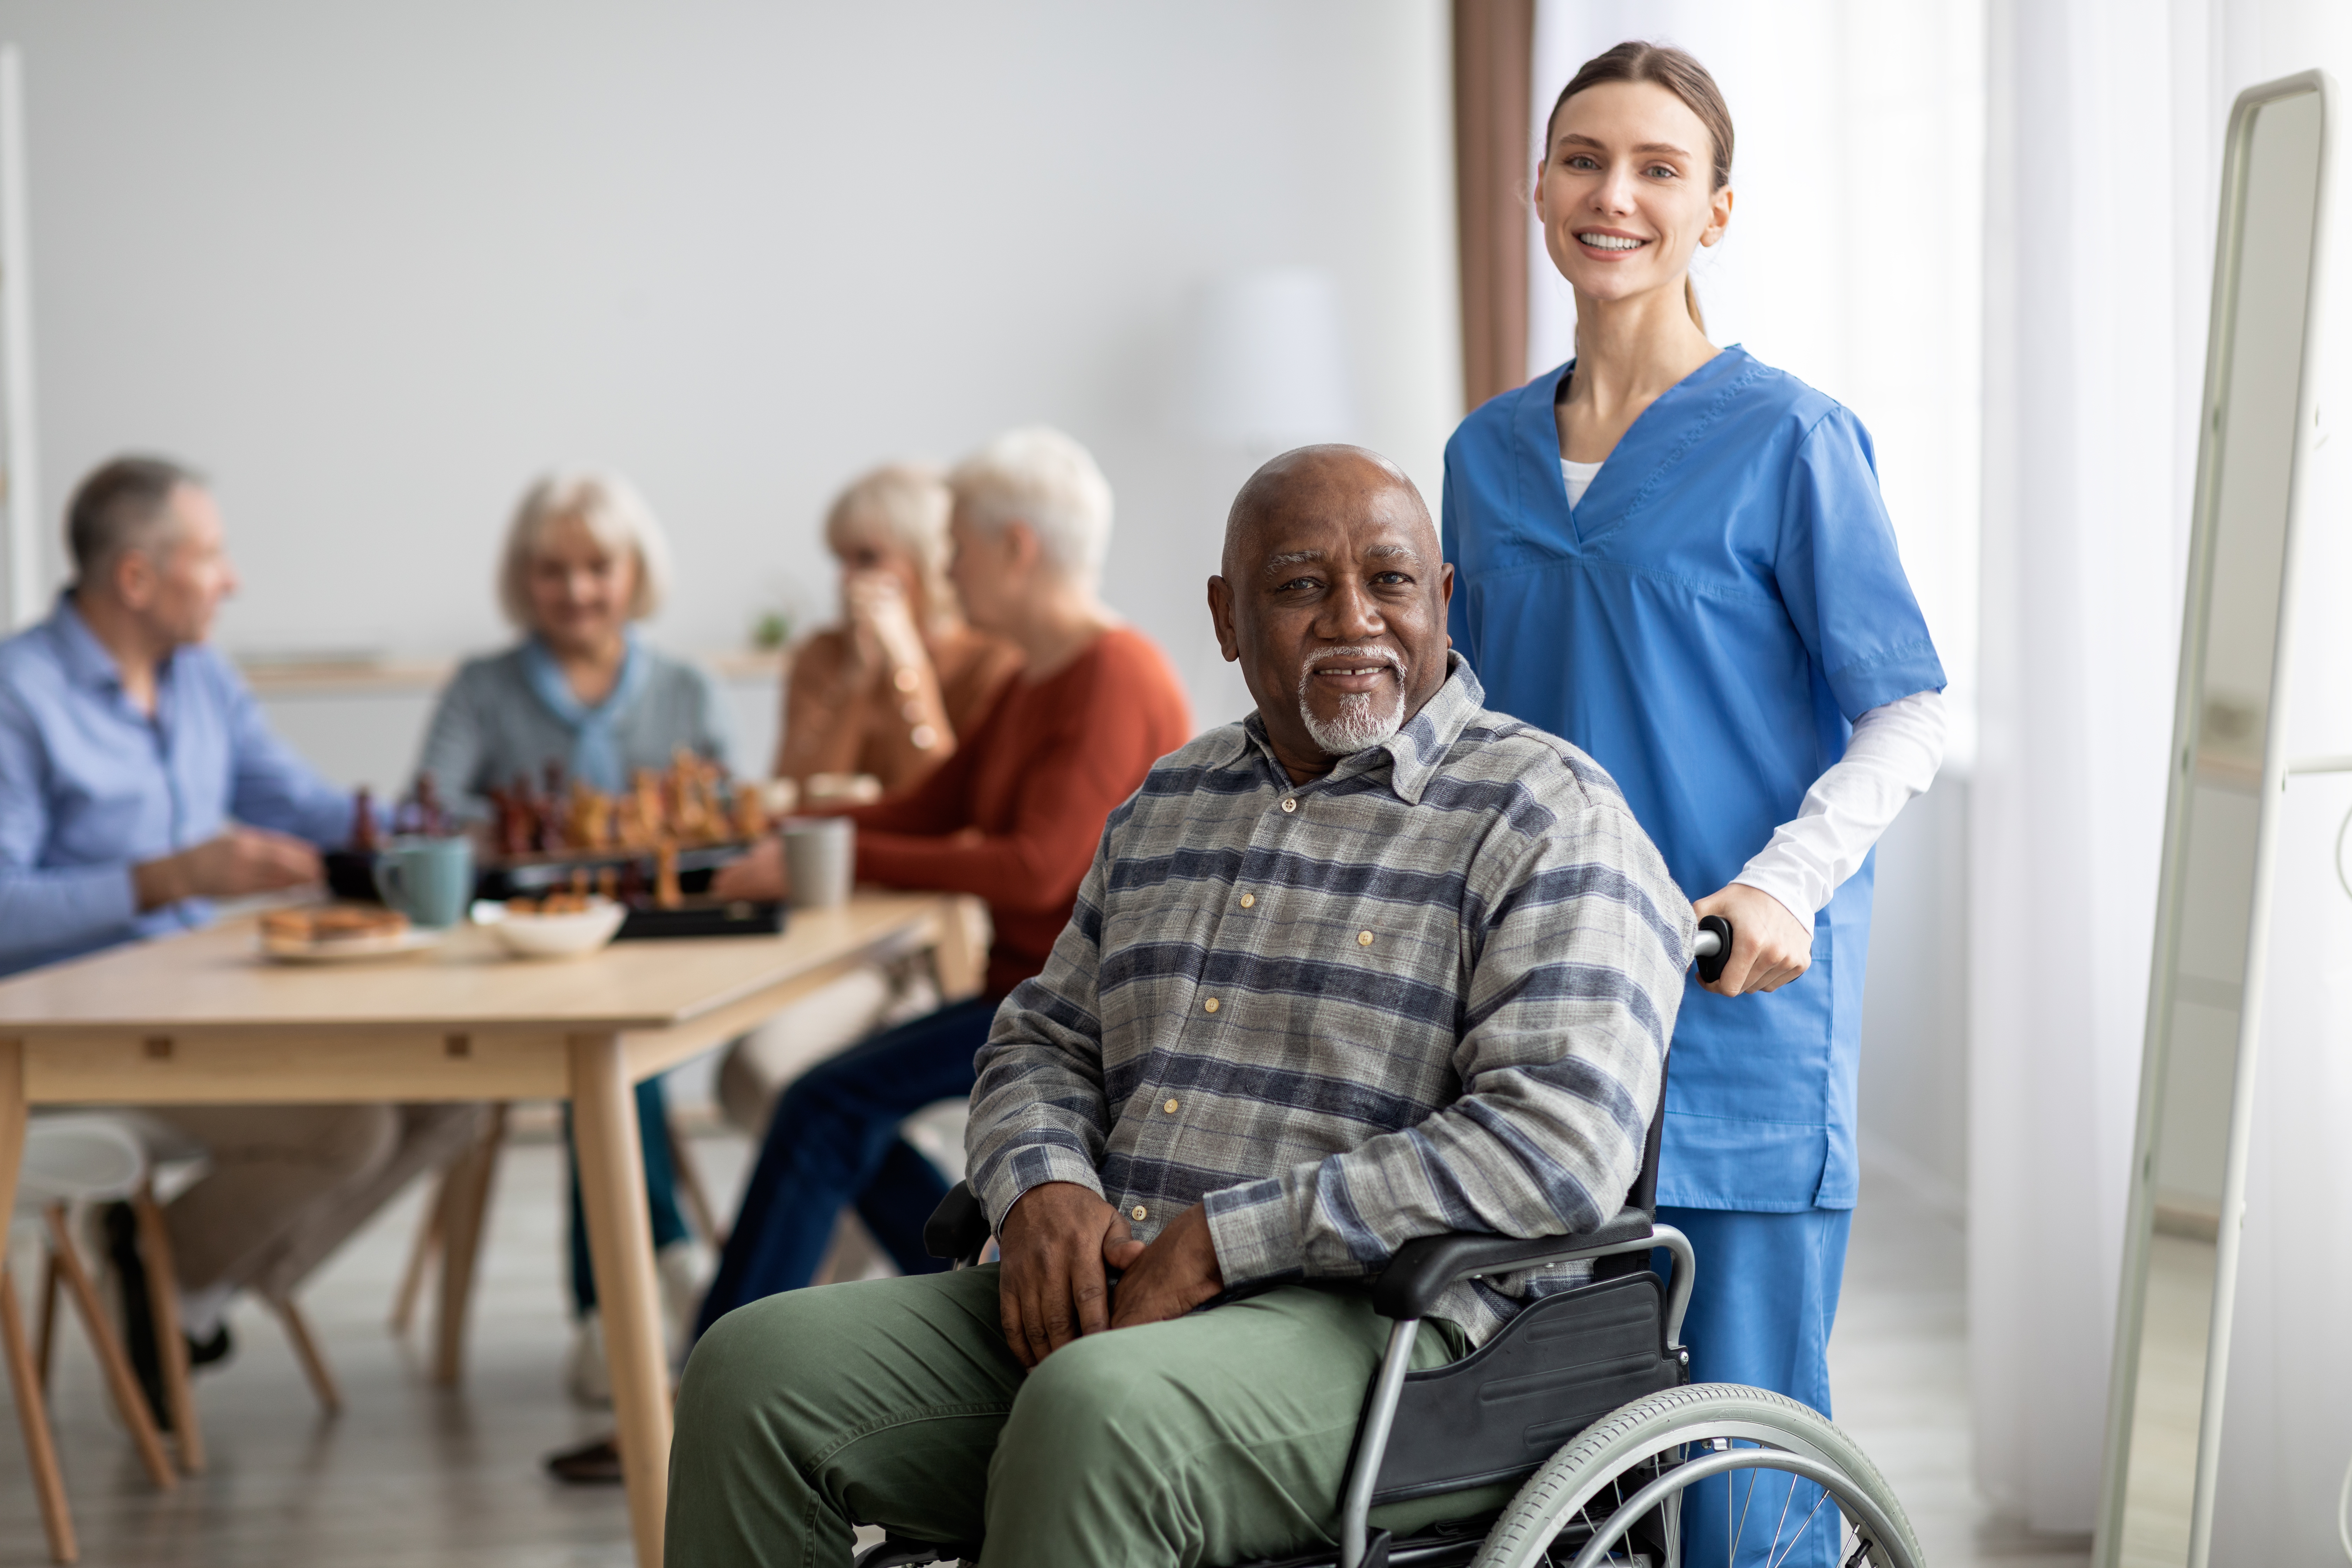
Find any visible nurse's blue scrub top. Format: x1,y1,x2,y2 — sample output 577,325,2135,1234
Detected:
1442,345,1944,1213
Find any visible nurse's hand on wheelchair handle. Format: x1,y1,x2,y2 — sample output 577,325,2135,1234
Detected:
1103,1200,1225,1331
998,1181,1129,1368
1692,883,1812,996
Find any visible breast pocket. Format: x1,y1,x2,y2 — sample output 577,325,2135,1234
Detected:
1242,889,1463,1101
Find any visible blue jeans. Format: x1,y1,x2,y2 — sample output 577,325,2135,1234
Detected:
693,996,1000,1341
565,1077,690,1314
1654,1204,1853,1568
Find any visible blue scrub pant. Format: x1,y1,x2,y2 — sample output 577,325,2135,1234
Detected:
691,996,999,1342
1654,1205,1852,1568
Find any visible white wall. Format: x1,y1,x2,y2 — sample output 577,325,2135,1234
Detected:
0,0,1461,748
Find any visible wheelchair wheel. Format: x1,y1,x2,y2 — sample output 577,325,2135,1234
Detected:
1471,1383,1921,1568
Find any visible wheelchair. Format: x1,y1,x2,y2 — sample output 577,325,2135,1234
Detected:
856,918,1922,1568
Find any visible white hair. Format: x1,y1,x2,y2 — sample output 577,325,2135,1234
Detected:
948,426,1113,582
497,471,673,627
823,462,957,626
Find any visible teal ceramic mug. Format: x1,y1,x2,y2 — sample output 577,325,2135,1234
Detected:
372,836,475,928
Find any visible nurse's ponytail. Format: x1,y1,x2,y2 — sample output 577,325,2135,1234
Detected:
1545,42,1732,333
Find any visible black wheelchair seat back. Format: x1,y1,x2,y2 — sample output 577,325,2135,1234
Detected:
1367,1269,1685,1506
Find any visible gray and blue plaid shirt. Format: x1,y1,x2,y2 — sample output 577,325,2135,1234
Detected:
966,657,1695,1343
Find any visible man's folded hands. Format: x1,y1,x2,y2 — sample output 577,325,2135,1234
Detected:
996,1180,1226,1367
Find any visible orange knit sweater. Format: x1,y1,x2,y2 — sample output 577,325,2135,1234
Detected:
846,626,1192,996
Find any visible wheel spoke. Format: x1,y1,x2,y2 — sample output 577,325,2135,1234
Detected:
1762,1469,1799,1567
1732,1450,1761,1563
1763,1484,1832,1568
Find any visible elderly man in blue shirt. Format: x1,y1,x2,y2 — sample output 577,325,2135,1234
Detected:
0,456,421,1413
666,447,1698,1568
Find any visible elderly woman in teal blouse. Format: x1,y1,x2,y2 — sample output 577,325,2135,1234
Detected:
417,471,729,1403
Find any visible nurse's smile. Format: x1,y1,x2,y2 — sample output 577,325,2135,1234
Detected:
1575,229,1650,256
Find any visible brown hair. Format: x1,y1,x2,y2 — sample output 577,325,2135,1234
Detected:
1542,41,1734,332
66,455,203,579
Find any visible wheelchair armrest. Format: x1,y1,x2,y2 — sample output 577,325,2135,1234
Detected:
1370,1206,1657,1321
923,1181,991,1266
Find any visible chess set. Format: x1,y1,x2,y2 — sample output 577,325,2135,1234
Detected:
329,752,788,939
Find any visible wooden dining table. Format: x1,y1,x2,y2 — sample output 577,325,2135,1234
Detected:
0,888,987,1568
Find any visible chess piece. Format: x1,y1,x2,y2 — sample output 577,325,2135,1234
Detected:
351,786,382,854
413,775,449,838
729,782,768,844
654,841,682,910
634,768,668,844
567,779,612,851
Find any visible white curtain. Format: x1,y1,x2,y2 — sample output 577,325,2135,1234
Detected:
1976,0,2352,1544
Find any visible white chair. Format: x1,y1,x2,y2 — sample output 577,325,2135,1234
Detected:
4,1115,179,1565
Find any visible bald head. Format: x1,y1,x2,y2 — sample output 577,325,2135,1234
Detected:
1206,444,1454,783
1220,444,1436,579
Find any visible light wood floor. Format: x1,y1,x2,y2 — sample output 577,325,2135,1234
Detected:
0,1127,2084,1567
1829,1172,2092,1568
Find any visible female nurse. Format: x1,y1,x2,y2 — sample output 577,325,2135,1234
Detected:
1441,42,1946,1566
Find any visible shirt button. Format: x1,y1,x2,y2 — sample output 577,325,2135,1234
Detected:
910,724,938,750
1163,1097,1179,1114
1358,930,1374,947
1281,797,1298,813
1239,892,1255,909
1131,1205,1148,1222
1203,997,1220,1013
893,667,920,692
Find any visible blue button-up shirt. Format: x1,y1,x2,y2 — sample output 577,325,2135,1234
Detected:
0,596,356,975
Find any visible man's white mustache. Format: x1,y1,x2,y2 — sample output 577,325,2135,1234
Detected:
1300,645,1405,682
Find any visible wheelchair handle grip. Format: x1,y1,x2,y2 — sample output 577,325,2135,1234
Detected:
1693,914,1733,985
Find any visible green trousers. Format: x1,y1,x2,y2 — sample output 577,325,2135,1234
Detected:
666,1264,1507,1568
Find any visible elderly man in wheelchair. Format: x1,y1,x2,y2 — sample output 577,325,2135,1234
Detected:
666,448,1920,1568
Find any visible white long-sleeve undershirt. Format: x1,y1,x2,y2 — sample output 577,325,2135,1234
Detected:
1729,688,1947,937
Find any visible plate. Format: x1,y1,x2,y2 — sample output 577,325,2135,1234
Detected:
258,926,448,964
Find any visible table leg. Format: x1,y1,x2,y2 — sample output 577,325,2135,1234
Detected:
569,1033,670,1568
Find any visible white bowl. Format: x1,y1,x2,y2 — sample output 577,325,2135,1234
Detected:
483,896,628,959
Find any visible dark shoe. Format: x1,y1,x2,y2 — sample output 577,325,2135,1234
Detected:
104,1202,171,1430
102,1202,237,1431
187,1321,234,1369
546,1433,623,1485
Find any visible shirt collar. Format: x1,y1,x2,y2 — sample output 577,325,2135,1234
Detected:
47,592,130,692
1226,651,1484,806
